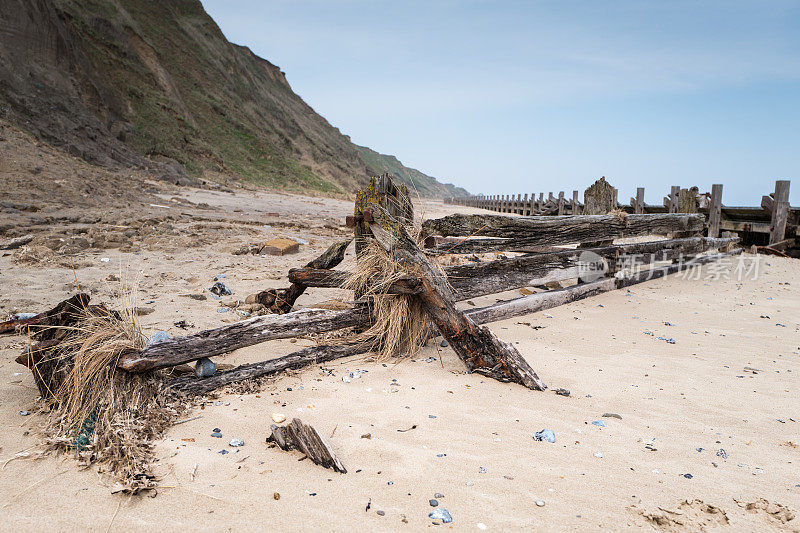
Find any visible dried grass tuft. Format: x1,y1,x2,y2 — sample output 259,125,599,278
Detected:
35,284,184,492
343,236,431,361
609,208,629,223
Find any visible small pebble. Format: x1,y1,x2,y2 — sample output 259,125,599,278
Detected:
273,492,280,500
429,508,453,523
554,388,570,396
440,340,449,347
536,500,545,507
429,499,439,507
272,413,286,423
601,413,622,419
376,510,385,516
211,432,222,438
218,449,229,455
717,449,728,459
594,452,604,458
194,357,216,378
434,493,444,499
592,420,606,428
229,438,245,447
533,429,556,443
683,473,693,479
19,410,29,416
479,467,486,473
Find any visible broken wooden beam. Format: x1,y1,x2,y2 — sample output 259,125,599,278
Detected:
288,267,423,294
167,343,365,395
267,418,346,473
470,249,744,323
370,207,546,390
422,213,704,247
2,293,90,336
118,306,369,373
257,239,352,314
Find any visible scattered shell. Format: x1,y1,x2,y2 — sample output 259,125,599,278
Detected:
272,413,286,423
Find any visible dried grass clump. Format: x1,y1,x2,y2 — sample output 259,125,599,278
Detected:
609,208,629,223
343,238,430,361
36,289,183,492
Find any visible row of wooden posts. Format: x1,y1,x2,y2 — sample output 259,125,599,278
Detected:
445,179,793,246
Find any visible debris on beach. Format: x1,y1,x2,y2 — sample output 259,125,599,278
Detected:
267,418,346,473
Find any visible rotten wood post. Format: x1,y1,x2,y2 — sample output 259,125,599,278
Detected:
769,180,791,245
557,191,565,215
635,187,645,215
707,184,723,238
571,190,579,215
523,193,529,215
669,186,679,213
372,207,546,390
537,192,544,214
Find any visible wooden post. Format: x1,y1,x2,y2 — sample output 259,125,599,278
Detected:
669,186,679,213
635,187,645,215
707,184,723,238
612,188,618,210
769,180,791,245
523,193,529,216
557,191,565,215
537,193,544,214
572,190,579,215
516,193,522,214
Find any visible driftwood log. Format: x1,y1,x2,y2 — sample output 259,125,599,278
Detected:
254,239,352,314
287,268,423,294
118,306,369,373
167,343,365,395
421,213,704,245
370,207,546,390
267,418,346,473
2,292,90,335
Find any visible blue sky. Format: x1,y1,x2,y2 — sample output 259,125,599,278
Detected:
200,0,799,204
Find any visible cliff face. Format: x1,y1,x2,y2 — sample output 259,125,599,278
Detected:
0,0,467,197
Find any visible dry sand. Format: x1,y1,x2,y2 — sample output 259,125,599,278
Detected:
1,182,799,531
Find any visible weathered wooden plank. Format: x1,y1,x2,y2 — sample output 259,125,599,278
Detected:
584,177,616,215
467,249,742,323
168,343,366,395
634,187,645,215
288,267,423,294
278,418,347,473
118,306,370,372
668,186,679,213
422,213,705,244
708,184,723,238
770,180,791,245
467,278,615,324
719,220,773,233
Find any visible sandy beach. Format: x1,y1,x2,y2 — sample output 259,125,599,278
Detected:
1,175,798,532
